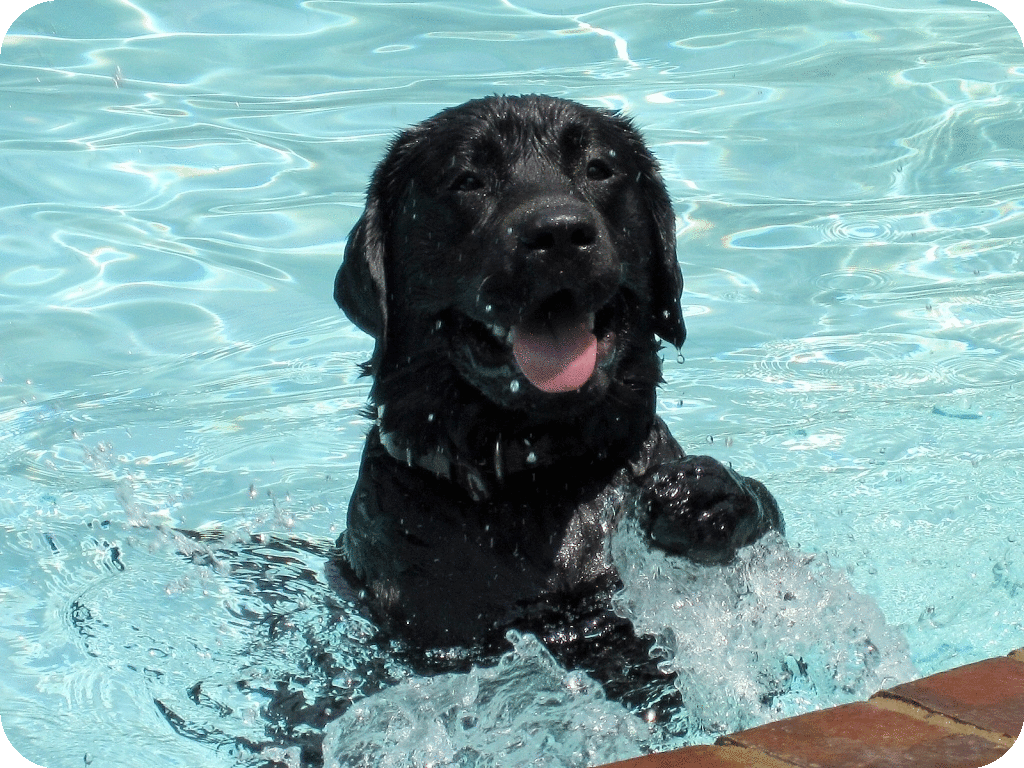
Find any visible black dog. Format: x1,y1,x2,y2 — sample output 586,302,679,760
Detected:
334,94,781,711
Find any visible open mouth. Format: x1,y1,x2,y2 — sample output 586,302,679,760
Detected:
452,292,620,395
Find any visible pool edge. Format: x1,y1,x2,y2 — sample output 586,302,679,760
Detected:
600,647,1024,768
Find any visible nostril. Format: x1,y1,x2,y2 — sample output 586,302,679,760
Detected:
524,230,557,251
569,223,596,247
520,212,598,253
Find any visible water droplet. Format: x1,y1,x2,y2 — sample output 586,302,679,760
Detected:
427,413,435,422
526,451,537,464
510,380,520,393
484,304,493,314
676,351,686,364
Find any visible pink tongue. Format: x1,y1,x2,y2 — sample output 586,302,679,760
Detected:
511,317,598,394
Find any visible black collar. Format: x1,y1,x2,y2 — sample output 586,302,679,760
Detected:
377,424,546,502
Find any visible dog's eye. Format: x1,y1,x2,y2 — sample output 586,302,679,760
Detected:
449,172,484,192
585,159,614,181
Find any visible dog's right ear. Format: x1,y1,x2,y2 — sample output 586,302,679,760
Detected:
335,201,387,342
335,161,394,377
335,129,425,373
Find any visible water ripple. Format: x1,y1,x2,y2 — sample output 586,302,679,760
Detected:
742,326,1024,408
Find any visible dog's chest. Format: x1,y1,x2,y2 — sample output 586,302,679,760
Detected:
343,432,630,645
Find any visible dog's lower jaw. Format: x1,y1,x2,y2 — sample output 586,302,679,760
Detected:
368,349,662,501
442,291,632,410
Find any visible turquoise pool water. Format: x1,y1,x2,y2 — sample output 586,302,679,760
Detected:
1,1,1023,766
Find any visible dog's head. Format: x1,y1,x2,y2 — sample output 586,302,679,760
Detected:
336,94,684,414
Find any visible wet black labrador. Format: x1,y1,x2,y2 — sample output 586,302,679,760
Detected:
333,94,781,713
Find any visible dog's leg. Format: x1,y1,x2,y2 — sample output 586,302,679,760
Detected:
640,455,783,565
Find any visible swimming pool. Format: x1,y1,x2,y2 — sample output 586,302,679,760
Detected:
1,0,1022,766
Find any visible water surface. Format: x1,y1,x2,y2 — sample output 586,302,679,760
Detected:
1,1,1023,766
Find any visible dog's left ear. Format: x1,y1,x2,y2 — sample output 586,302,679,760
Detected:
639,159,686,350
612,111,685,349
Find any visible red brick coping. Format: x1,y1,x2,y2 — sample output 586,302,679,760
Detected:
602,648,1024,768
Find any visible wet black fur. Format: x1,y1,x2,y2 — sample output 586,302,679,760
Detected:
333,95,782,717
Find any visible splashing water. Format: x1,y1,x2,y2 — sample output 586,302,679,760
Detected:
610,521,915,737
310,524,915,766
41,461,915,767
322,632,658,768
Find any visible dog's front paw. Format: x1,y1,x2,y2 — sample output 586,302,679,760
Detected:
640,456,782,565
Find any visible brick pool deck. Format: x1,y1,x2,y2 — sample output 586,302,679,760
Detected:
603,647,1024,768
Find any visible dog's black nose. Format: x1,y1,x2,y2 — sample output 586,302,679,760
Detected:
486,196,618,318
518,205,599,255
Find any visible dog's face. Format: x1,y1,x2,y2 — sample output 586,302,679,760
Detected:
336,95,684,415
